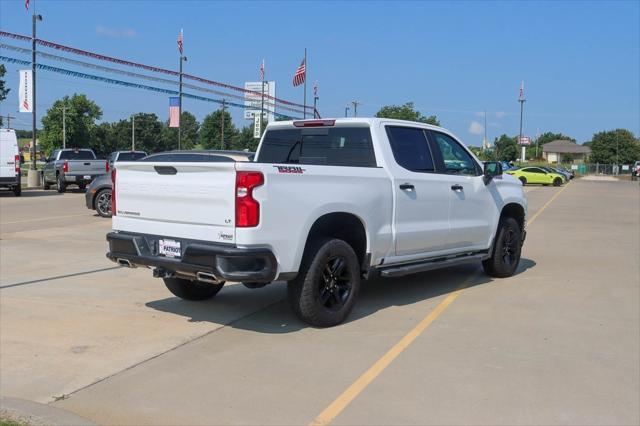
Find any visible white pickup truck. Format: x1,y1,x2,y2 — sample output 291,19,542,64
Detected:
107,118,527,327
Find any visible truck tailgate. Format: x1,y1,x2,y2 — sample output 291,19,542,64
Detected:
67,160,106,174
112,161,237,243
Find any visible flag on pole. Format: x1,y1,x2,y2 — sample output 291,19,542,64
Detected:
25,0,29,10
292,58,306,87
169,97,180,127
260,59,265,81
519,81,525,100
313,81,318,97
177,30,184,55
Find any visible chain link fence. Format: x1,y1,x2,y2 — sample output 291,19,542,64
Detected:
570,164,637,176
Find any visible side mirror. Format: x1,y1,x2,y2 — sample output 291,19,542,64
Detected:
483,161,502,184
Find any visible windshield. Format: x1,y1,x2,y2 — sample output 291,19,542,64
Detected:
59,150,96,160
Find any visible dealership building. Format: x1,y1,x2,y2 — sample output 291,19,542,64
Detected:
542,140,591,163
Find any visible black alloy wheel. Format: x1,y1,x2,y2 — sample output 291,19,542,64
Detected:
318,255,353,312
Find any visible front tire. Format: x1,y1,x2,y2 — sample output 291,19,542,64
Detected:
163,277,224,301
519,177,527,185
482,217,522,278
287,238,361,327
94,188,112,218
13,185,21,196
57,175,66,193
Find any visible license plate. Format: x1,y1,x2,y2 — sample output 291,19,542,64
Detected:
83,175,91,180
158,239,181,258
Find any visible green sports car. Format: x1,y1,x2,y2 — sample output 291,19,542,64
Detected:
506,166,565,186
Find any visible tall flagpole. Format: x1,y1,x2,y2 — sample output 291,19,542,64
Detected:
260,60,265,136
303,48,307,119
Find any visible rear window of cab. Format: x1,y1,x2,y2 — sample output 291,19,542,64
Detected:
257,126,377,167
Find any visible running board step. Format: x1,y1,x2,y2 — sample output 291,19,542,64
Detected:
379,253,488,278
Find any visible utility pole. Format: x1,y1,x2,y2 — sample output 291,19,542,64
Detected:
351,101,360,117
483,110,487,150
61,104,66,149
131,113,135,151
220,99,226,150
518,81,526,163
345,106,350,118
303,48,307,119
2,115,16,128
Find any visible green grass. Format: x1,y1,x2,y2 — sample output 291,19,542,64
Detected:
0,418,29,426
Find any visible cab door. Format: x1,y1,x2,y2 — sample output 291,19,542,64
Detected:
429,131,496,250
388,126,451,256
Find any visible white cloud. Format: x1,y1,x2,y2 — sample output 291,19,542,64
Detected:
468,120,484,135
475,111,485,117
495,111,506,119
96,25,137,38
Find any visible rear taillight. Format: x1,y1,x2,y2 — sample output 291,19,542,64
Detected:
106,161,110,173
235,171,264,227
14,155,20,174
63,161,69,173
111,168,116,216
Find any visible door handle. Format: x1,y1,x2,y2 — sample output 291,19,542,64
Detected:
451,184,464,191
399,183,415,190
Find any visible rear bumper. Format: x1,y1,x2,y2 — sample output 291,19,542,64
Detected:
106,231,277,283
0,176,20,187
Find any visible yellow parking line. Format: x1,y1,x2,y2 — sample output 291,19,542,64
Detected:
1,213,89,225
527,182,570,226
309,181,571,426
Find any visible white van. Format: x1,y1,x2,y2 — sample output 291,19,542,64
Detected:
0,129,22,196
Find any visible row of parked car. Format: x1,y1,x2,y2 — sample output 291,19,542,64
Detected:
505,165,574,186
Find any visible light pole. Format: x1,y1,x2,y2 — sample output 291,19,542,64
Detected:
518,81,526,163
345,106,350,117
61,103,66,149
30,12,43,173
351,100,360,117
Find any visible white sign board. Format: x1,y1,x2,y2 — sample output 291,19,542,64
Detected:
571,164,579,170
19,70,33,113
253,114,261,139
518,136,531,146
622,165,629,171
244,81,276,122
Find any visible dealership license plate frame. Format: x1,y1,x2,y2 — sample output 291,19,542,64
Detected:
158,238,182,258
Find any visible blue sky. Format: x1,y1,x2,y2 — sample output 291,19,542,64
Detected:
1,0,638,145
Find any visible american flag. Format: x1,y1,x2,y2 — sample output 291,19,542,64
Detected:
260,59,265,81
313,81,318,97
177,30,184,55
519,81,525,100
292,58,306,87
25,0,29,10
169,97,180,128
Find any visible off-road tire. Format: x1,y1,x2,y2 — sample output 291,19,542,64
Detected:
57,175,66,193
163,277,224,301
519,177,527,185
482,217,522,278
95,189,112,218
13,185,21,196
287,238,361,327
553,178,562,186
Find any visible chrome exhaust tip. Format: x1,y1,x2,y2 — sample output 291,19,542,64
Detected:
117,258,135,268
196,271,219,284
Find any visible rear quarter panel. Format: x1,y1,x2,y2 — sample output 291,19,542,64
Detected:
235,162,394,276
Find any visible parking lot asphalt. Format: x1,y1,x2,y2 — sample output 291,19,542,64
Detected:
0,179,638,425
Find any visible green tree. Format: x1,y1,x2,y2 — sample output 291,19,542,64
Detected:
124,113,163,154
589,129,640,164
468,146,493,161
161,111,199,150
40,94,102,155
89,122,119,157
232,124,259,152
200,109,237,150
494,134,518,162
0,65,9,127
375,102,440,126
